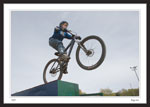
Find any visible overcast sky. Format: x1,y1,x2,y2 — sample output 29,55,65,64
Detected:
11,11,139,94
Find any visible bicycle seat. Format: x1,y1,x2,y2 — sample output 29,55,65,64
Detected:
54,52,60,56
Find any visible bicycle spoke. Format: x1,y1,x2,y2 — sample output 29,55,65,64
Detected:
44,60,61,83
78,38,103,67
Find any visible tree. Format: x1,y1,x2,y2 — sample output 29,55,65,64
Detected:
100,88,112,95
79,89,86,95
119,88,139,96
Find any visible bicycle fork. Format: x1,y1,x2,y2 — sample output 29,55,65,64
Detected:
75,40,88,54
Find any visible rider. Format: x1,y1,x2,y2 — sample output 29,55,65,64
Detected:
49,21,81,74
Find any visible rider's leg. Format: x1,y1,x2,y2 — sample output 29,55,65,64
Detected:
49,38,59,51
57,44,69,74
49,38,69,74
57,42,65,55
57,43,70,60
49,38,70,60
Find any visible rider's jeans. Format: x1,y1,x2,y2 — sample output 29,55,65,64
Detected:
49,37,66,55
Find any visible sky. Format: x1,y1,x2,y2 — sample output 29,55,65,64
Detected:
11,11,139,94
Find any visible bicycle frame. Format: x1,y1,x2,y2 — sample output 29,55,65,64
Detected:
64,38,75,57
64,37,88,57
50,37,88,72
50,38,75,72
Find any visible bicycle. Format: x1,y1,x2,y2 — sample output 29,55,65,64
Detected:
43,30,106,83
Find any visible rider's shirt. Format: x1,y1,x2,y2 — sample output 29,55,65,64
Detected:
50,26,72,41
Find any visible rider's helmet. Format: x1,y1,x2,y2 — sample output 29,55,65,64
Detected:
59,21,69,27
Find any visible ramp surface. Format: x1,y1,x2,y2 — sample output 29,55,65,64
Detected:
12,80,79,96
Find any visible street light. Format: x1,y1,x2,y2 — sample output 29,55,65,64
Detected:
130,66,139,82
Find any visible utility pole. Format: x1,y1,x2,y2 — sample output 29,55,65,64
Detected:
130,66,139,82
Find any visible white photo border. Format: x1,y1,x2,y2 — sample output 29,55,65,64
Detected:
4,4,147,104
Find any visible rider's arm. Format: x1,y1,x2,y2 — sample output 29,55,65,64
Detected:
64,32,72,39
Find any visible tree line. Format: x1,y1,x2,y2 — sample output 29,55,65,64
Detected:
79,88,139,96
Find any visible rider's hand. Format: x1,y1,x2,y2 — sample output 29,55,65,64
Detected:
75,36,81,40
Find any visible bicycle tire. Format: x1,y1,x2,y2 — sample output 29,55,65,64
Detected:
76,35,106,70
43,59,63,84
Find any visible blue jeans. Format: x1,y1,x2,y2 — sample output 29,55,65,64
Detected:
49,37,66,55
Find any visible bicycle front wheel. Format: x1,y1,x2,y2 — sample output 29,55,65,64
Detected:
43,59,63,84
76,35,106,70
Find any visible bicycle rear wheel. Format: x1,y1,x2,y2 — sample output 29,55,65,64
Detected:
43,59,63,84
76,35,106,70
